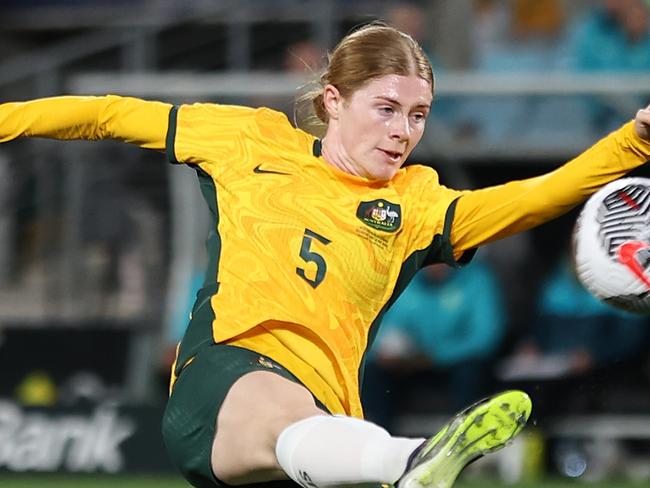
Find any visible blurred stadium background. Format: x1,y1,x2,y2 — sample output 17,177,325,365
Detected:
1,0,650,487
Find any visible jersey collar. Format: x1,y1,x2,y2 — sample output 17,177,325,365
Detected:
312,139,322,157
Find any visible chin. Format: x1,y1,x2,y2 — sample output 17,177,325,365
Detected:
374,164,400,181
359,158,400,181
368,170,396,182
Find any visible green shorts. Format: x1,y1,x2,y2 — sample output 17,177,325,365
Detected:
162,343,328,488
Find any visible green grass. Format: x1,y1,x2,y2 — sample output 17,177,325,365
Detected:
0,475,189,488
0,476,648,488
460,483,649,488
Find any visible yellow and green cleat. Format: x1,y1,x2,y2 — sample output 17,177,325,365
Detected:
397,390,532,488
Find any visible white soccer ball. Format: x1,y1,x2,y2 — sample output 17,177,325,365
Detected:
573,177,650,313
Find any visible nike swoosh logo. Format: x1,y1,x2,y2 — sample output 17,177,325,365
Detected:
253,164,290,175
617,240,650,289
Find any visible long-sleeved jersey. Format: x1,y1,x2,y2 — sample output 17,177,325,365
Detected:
2,95,649,416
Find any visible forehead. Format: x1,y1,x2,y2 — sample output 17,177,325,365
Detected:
353,74,432,106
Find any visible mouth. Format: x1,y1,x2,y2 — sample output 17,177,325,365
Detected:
378,148,403,163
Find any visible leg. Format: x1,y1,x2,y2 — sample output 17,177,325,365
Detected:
163,344,311,488
164,344,532,488
213,370,423,487
163,344,417,488
220,378,534,488
211,370,326,484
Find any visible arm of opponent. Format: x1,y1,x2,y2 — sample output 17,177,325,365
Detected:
0,95,172,150
451,106,650,253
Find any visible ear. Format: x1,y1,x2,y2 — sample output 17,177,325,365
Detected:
323,84,342,120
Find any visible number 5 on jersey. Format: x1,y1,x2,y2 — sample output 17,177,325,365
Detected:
296,228,331,289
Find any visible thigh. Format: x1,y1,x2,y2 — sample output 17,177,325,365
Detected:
162,344,322,488
212,368,328,484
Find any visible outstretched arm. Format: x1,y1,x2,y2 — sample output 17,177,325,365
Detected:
451,106,650,253
0,95,172,151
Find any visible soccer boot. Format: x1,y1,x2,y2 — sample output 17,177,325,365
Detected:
397,390,532,488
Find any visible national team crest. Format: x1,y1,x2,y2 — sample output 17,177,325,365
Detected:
356,199,402,233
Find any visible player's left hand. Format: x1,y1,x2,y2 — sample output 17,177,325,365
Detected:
634,104,650,141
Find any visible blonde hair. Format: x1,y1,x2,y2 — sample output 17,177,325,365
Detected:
295,23,434,137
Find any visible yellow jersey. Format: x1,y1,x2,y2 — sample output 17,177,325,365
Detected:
2,95,650,417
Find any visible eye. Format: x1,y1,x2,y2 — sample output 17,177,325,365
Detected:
411,112,426,123
379,106,394,115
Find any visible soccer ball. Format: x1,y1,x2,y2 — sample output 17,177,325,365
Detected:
573,177,650,313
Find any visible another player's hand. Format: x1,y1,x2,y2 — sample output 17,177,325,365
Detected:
634,104,650,141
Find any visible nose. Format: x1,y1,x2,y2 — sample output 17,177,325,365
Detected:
389,114,410,142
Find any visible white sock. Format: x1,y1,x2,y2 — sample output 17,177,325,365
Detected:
275,415,424,488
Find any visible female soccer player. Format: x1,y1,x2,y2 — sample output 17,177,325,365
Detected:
2,24,650,488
